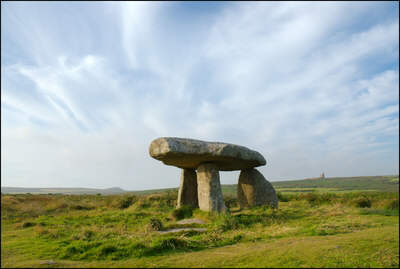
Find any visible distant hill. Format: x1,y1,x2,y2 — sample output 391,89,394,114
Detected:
0,186,179,195
0,186,126,195
272,175,399,192
2,175,398,195
221,175,399,195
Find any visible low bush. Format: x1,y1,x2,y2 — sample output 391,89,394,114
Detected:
171,205,193,220
148,237,191,254
134,197,151,209
98,244,117,257
145,192,177,210
70,204,94,211
22,221,36,228
384,198,399,210
60,241,102,260
147,218,163,231
114,195,137,209
214,214,239,232
299,192,337,205
277,192,289,202
353,196,371,208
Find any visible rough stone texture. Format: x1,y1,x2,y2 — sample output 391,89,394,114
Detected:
197,163,227,212
149,137,266,171
176,168,198,208
237,168,278,208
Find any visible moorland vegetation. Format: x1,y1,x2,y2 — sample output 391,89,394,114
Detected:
1,176,399,268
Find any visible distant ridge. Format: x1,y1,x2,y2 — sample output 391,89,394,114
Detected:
2,175,398,195
1,186,127,195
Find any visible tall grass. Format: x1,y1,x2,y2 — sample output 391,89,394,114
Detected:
1,190,398,263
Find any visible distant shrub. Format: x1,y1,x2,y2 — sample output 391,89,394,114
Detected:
115,195,137,209
147,218,163,231
146,194,163,202
129,242,147,258
296,192,337,206
144,192,177,209
171,205,193,220
303,193,319,204
45,201,69,212
22,221,36,228
61,245,80,258
319,193,336,203
277,192,289,202
98,244,117,257
384,198,399,210
135,198,151,209
353,196,371,208
70,204,94,211
233,233,243,242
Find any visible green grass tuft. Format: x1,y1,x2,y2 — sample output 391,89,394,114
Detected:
146,218,163,231
353,196,372,208
171,205,193,220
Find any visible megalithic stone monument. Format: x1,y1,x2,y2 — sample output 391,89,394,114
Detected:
237,168,278,208
149,137,278,212
176,168,198,208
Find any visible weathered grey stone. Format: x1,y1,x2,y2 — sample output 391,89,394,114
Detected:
237,168,278,208
177,168,198,208
149,137,266,171
197,163,227,212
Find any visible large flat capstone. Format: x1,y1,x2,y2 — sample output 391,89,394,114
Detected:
149,137,266,171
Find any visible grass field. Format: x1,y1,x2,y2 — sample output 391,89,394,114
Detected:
1,176,399,268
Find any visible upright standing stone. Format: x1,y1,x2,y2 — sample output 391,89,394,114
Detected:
197,163,227,212
238,168,278,208
177,168,198,208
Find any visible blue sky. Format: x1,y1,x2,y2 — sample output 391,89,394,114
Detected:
1,1,399,190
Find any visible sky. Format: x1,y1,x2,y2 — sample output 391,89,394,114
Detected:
1,1,399,190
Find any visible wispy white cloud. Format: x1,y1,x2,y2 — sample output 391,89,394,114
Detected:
1,2,398,189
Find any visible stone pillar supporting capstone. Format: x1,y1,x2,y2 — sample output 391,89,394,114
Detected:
237,168,278,209
177,168,198,208
197,163,227,213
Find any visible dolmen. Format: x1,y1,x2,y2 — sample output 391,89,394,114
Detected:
149,137,278,213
